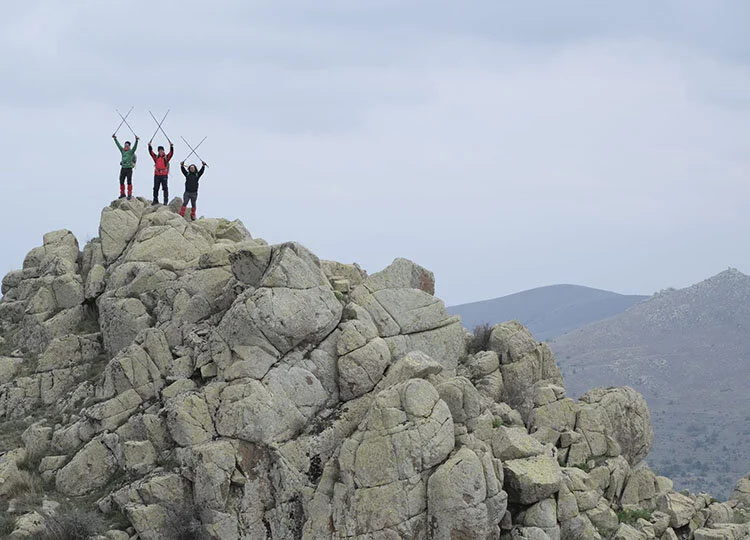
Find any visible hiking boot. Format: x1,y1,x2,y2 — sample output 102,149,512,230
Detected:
152,199,159,205
179,206,187,217
127,195,132,200
118,194,126,199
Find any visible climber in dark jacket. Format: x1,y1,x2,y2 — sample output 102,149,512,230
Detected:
148,142,174,205
179,161,206,220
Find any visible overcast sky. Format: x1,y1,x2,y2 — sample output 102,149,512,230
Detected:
1,1,749,305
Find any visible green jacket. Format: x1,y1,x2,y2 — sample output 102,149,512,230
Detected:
114,137,138,168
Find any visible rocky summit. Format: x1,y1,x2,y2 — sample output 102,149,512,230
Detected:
0,198,749,539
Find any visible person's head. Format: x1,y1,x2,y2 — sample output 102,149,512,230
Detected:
188,164,197,173
124,141,131,150
157,146,165,156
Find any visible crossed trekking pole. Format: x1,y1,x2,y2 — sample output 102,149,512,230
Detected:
113,107,137,138
148,110,172,145
181,136,209,167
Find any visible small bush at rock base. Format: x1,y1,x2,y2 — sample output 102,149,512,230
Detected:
617,508,652,525
164,503,206,540
0,511,15,536
467,323,493,354
38,506,106,540
4,472,44,514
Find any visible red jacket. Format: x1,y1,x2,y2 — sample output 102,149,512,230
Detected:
149,144,174,176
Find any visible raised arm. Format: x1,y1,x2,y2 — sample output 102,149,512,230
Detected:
197,163,206,178
180,162,188,176
132,137,139,152
113,135,123,152
166,143,174,161
148,143,157,160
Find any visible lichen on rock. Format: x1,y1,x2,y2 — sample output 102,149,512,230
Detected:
0,198,745,539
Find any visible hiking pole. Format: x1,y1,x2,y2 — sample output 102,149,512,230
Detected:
112,106,134,137
116,108,138,139
180,136,209,166
148,110,171,144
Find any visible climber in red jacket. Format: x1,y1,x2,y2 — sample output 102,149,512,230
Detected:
148,142,174,205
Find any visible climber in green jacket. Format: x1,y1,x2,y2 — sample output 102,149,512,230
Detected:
113,135,139,200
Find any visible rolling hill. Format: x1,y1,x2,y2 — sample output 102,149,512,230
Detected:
448,284,647,340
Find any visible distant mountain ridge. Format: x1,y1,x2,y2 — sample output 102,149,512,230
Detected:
552,268,750,498
449,284,648,340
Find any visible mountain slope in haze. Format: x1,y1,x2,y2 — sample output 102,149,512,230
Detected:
552,268,750,498
449,284,648,340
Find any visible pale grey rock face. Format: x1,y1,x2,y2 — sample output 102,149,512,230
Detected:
559,513,601,540
579,386,654,466
731,475,750,507
338,336,391,400
0,448,27,498
427,446,503,540
361,257,435,295
166,392,215,447
492,426,546,461
229,245,272,286
0,203,728,540
101,342,164,400
349,257,463,372
511,528,554,540
214,379,306,444
489,321,539,364
620,465,658,509
321,260,367,289
10,511,46,539
247,285,342,354
522,497,558,529
585,499,619,538
487,322,564,420
504,455,563,505
656,491,697,529
436,376,486,430
379,350,444,390
99,297,152,356
0,356,22,384
84,388,143,434
258,242,328,289
100,201,143,263
327,379,455,537
613,523,648,540
2,229,86,353
121,440,157,475
55,436,119,496
693,524,750,539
